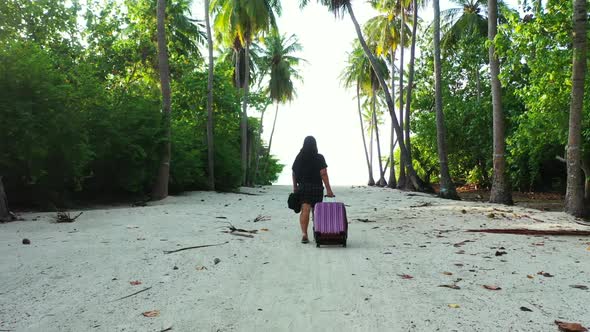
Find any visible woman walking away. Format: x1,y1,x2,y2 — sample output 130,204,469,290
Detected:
292,136,335,244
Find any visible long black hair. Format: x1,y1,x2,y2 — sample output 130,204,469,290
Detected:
292,136,319,178
300,136,318,156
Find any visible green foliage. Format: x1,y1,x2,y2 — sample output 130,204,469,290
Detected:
410,0,588,192
497,0,589,190
0,0,284,207
411,30,494,187
0,41,93,204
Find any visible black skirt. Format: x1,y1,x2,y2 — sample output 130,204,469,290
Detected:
298,182,324,207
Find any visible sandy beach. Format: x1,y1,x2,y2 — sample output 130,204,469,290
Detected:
1,185,589,332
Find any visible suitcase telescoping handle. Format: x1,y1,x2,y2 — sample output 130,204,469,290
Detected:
323,195,337,202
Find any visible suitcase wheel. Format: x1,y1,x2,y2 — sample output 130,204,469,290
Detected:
316,243,320,248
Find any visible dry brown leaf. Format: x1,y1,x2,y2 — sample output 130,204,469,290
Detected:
448,304,460,308
554,320,588,332
142,310,160,317
483,285,502,290
260,228,269,232
586,246,590,251
527,275,534,279
399,274,414,280
439,284,461,290
129,280,142,286
442,272,453,276
570,285,589,290
537,271,554,277
195,266,207,271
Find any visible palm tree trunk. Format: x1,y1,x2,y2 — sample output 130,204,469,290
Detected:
488,0,513,205
253,103,269,185
358,82,375,186
388,128,398,188
373,93,387,186
404,0,418,163
369,103,375,185
345,2,427,192
0,177,12,222
433,0,459,200
565,0,587,217
398,4,410,190
205,0,215,191
241,42,251,186
264,102,280,176
388,50,397,188
475,67,481,104
152,0,172,201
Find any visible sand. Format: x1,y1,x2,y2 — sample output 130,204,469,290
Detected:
1,185,589,332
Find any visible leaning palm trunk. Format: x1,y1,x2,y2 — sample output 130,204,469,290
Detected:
433,0,459,200
404,0,418,165
263,103,280,177
358,82,375,186
488,0,513,205
241,42,251,186
565,0,588,216
387,50,397,188
205,0,215,191
373,93,387,186
152,0,172,201
346,2,427,192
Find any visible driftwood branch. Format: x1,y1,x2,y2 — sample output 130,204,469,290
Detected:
230,191,258,196
223,231,254,238
112,286,152,302
226,222,258,233
163,241,228,254
467,229,590,236
55,211,83,223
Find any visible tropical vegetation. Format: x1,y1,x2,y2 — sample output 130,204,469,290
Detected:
0,0,587,219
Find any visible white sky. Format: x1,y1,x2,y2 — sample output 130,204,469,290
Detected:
193,0,520,186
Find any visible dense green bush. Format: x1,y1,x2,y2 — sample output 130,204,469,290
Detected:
0,0,281,209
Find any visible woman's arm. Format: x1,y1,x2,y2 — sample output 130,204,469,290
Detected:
320,168,334,197
292,172,298,192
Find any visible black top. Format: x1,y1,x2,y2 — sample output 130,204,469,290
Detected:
292,153,327,185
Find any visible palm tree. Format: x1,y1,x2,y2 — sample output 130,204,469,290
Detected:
433,0,459,199
441,0,487,102
152,0,172,200
364,5,400,188
341,43,379,186
257,31,304,177
126,0,206,73
211,0,282,186
488,0,512,205
565,0,587,217
205,0,215,191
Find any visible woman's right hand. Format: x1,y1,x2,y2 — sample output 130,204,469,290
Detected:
326,189,335,197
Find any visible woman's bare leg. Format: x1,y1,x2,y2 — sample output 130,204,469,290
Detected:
300,203,311,239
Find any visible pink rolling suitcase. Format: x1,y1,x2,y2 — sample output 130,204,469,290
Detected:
313,201,348,247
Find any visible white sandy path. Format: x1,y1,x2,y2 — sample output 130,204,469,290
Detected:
1,185,589,332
